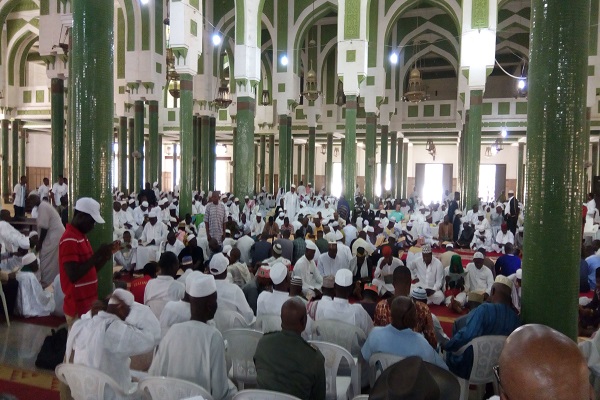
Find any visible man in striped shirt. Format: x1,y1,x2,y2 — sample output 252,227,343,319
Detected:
204,191,228,245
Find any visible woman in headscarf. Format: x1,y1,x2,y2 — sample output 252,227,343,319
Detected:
444,254,466,313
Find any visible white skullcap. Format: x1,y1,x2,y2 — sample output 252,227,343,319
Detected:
159,198,168,205
148,208,160,218
129,199,135,204
476,225,486,232
185,271,203,293
363,226,374,233
305,240,317,251
210,253,229,275
225,229,231,234
332,221,339,227
495,275,513,290
473,252,485,260
109,288,134,307
141,201,149,207
188,274,217,297
187,234,196,241
508,189,515,194
169,217,178,222
28,231,38,238
168,204,177,210
222,245,232,254
335,230,343,241
516,269,522,279
18,236,30,250
270,262,288,285
335,269,353,287
244,196,249,199
478,211,485,216
291,184,296,189
234,198,239,202
300,202,306,207
421,244,432,254
153,182,158,187
120,201,126,206
21,253,37,267
518,227,524,232
389,217,396,223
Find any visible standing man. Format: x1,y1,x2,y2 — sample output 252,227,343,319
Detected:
29,194,65,287
59,197,114,328
284,185,298,222
12,175,27,217
448,192,460,225
51,174,68,208
205,190,228,245
505,189,519,235
37,177,51,202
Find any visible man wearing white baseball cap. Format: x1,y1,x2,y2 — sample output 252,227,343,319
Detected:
257,262,291,320
59,197,114,328
210,253,255,325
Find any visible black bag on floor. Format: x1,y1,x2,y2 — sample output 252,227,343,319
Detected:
35,327,67,370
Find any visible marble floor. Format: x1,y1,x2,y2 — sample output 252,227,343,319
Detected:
0,321,52,371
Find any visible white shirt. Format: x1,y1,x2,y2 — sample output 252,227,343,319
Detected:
373,257,404,293
214,279,255,325
464,263,494,295
251,219,265,237
133,206,148,226
67,304,160,392
37,183,50,201
315,297,373,336
343,225,358,247
236,235,255,265
293,256,323,290
471,230,492,251
140,221,169,245
13,183,27,207
408,256,444,292
284,191,298,220
51,182,68,205
144,276,185,319
164,239,185,257
256,290,290,317
159,300,190,338
317,252,350,277
495,230,515,246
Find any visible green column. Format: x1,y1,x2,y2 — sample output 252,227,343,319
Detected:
308,127,315,185
209,117,216,191
344,95,357,208
69,0,114,298
341,139,346,179
260,135,266,190
144,139,150,187
172,143,177,189
517,142,525,200
522,0,590,340
287,117,293,186
191,115,198,192
268,134,275,193
365,113,376,202
200,115,210,192
19,127,25,177
254,144,259,193
396,139,404,199
158,134,163,188
193,115,200,191
463,92,483,210
278,115,288,191
51,78,65,181
304,141,309,182
326,133,333,192
179,74,193,215
148,100,159,186
380,125,388,198
584,108,592,197
134,100,144,192
390,132,397,198
235,97,255,198
11,119,19,188
118,117,127,192
1,120,9,203
402,143,408,198
593,143,599,179
596,139,600,177
296,143,302,184
128,118,135,194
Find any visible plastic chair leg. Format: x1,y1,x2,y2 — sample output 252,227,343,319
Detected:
0,291,9,327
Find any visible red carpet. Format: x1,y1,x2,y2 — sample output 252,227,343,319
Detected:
7,315,66,328
0,379,59,400
0,365,60,400
429,304,460,338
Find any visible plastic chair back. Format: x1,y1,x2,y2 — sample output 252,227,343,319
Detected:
223,329,263,388
255,314,282,333
368,353,404,387
213,309,251,333
233,389,302,399
138,376,213,400
55,363,136,400
309,340,359,400
311,319,366,357
146,298,168,320
467,335,507,384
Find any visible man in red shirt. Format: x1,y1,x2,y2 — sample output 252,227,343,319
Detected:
59,197,113,328
130,262,158,304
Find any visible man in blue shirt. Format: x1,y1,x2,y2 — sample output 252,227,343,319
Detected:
443,276,521,379
585,251,600,290
361,296,448,370
494,243,522,276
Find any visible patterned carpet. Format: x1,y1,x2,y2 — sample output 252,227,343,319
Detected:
0,365,59,399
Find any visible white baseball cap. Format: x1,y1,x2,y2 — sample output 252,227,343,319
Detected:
209,253,229,275
75,197,105,223
335,269,353,287
270,262,288,285
188,274,217,297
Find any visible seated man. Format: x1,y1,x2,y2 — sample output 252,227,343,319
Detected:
226,247,253,288
254,299,326,400
137,208,169,268
464,252,494,302
443,276,521,379
178,234,205,271
210,252,255,325
495,243,521,277
114,230,137,273
579,267,600,336
160,271,202,338
150,274,237,400
372,246,403,296
144,251,185,319
362,296,447,370
66,289,161,393
407,244,445,305
293,240,323,298
455,222,474,249
162,231,185,257
470,225,492,251
492,223,514,253
257,262,290,318
130,262,158,304
14,253,55,317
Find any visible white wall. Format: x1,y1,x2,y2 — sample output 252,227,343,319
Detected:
26,133,51,167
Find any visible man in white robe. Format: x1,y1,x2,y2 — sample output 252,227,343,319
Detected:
114,230,138,272
149,274,237,400
14,253,55,317
372,246,404,295
159,271,202,337
137,208,169,269
317,241,351,278
144,251,185,319
31,194,65,287
492,223,515,253
293,240,323,295
209,253,255,325
407,245,445,305
284,185,299,222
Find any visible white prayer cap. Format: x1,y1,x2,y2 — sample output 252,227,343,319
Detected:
158,198,168,205
306,240,317,251
332,221,339,227
270,262,288,285
221,194,228,199
141,201,149,207
445,243,454,249
308,183,312,186
278,212,285,217
273,243,283,255
300,202,306,207
325,232,337,243
120,201,127,206
262,186,266,191
222,245,232,255
516,269,522,279
185,271,203,293
325,201,330,205
335,230,343,241
109,288,134,307
477,211,485,217
363,220,370,227
148,208,160,218
495,275,513,290
291,184,296,189
129,199,135,204
187,234,196,241
518,227,524,232
18,236,30,250
153,182,158,187
407,221,413,227
225,229,231,234
421,244,432,254
21,253,37,267
28,231,38,238
75,197,105,223
169,217,177,222
335,269,353,287
363,226,374,233
455,210,463,215
244,196,249,199
476,225,486,232
234,198,239,202
389,217,396,223
188,274,217,297
508,189,515,195
210,253,229,275
374,217,380,221
473,252,485,260
200,191,205,196
168,204,177,210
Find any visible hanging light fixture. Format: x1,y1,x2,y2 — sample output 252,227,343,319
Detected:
425,139,436,160
334,147,339,157
302,60,320,102
261,75,270,106
164,3,180,99
485,146,492,158
402,40,429,103
336,79,346,107
214,52,232,109
494,138,504,153
321,145,326,155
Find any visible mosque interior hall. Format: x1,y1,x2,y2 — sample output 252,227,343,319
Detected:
0,0,597,398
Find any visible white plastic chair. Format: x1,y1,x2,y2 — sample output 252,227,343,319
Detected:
368,353,404,388
351,396,369,400
311,320,366,357
55,363,138,400
223,329,264,390
233,389,302,399
309,340,360,400
255,314,282,333
0,283,9,326
213,309,251,333
145,298,169,320
452,335,507,400
138,376,213,400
